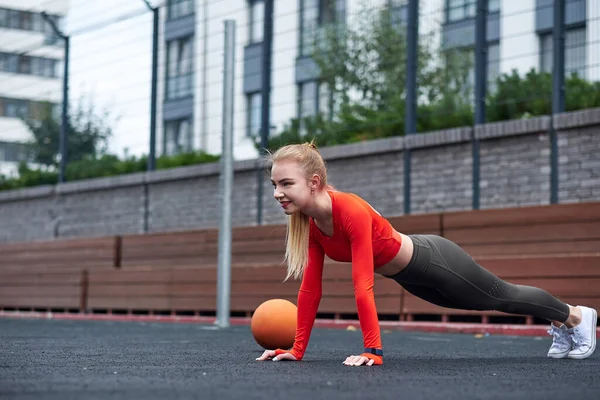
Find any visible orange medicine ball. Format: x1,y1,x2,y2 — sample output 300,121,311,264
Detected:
251,299,297,350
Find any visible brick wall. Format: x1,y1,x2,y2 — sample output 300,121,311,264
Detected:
0,108,598,243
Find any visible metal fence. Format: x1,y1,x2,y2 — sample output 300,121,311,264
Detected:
1,0,599,218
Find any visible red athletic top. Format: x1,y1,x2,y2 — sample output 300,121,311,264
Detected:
282,190,402,364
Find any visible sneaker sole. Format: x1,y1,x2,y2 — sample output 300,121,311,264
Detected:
547,350,571,359
567,307,597,360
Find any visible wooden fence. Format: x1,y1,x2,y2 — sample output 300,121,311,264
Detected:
1,201,599,324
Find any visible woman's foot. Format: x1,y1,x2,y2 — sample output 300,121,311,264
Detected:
567,306,597,360
547,324,573,359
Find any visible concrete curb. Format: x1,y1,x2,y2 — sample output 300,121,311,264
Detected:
2,310,599,337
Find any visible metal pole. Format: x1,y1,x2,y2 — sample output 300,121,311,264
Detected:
42,12,69,183
472,0,487,210
201,0,210,151
142,0,159,171
403,0,418,215
256,0,274,225
216,20,236,329
405,0,418,136
550,0,565,204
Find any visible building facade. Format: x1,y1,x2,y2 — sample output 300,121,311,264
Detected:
0,0,67,177
158,0,598,161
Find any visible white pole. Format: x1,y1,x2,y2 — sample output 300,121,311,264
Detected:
215,20,236,328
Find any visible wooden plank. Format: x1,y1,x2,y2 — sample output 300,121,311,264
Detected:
443,202,600,229
444,221,600,245
86,296,171,310
388,214,442,234
0,296,81,308
474,255,600,278
0,286,79,297
0,271,83,285
462,240,600,257
88,269,172,284
88,284,170,297
0,236,117,253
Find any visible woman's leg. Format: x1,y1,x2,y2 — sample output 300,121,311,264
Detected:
392,234,571,323
425,234,572,323
388,234,596,359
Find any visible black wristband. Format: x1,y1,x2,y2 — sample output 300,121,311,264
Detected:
364,348,383,357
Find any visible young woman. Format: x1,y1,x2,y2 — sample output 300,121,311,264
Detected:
255,142,597,366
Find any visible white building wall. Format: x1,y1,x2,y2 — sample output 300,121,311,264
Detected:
0,0,69,177
588,0,600,82
160,0,598,162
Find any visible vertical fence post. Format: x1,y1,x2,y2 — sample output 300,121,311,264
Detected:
141,0,159,171
42,12,69,183
472,0,488,210
550,0,565,204
403,0,419,215
216,20,236,329
256,0,275,225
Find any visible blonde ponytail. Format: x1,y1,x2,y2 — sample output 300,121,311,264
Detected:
284,212,310,281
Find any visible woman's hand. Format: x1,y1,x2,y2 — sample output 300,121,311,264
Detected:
343,354,381,366
255,349,298,362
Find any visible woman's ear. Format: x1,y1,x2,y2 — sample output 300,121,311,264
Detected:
310,174,321,191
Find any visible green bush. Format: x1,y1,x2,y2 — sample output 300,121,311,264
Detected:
0,151,220,192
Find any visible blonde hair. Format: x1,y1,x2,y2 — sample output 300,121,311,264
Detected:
267,140,334,281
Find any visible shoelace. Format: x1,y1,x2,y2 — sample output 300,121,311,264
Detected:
572,323,592,347
548,328,571,347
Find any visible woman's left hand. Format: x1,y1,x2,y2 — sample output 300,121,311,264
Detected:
342,354,376,366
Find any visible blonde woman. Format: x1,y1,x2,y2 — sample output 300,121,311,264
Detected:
255,142,597,366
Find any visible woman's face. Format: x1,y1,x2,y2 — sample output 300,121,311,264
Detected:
270,161,313,215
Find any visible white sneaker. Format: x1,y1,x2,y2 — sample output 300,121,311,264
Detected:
567,306,598,360
547,324,573,359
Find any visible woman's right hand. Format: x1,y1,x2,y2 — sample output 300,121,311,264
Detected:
255,349,298,362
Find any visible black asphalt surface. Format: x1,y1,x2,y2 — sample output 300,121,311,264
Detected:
1,317,599,400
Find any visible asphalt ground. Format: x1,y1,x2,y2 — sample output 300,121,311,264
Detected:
1,317,599,400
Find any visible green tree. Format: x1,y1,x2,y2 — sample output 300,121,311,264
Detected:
487,69,600,122
265,2,476,150
23,96,116,167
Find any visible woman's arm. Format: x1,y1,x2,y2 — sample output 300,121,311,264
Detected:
344,206,383,364
277,234,324,360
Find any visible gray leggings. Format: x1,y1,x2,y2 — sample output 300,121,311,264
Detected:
386,235,570,322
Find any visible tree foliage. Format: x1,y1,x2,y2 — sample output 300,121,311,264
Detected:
263,3,600,152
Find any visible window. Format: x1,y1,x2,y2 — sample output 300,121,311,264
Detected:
300,0,345,57
0,7,62,34
247,92,262,137
445,43,499,96
166,36,194,100
167,0,194,20
489,0,500,12
249,0,264,43
164,119,193,155
4,99,28,118
0,142,31,163
390,0,408,27
0,97,57,120
487,42,500,91
298,81,318,122
446,0,499,22
8,9,19,29
0,52,57,78
18,56,31,74
540,27,587,78
447,0,475,21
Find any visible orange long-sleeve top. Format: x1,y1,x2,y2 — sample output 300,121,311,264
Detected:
288,190,402,361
